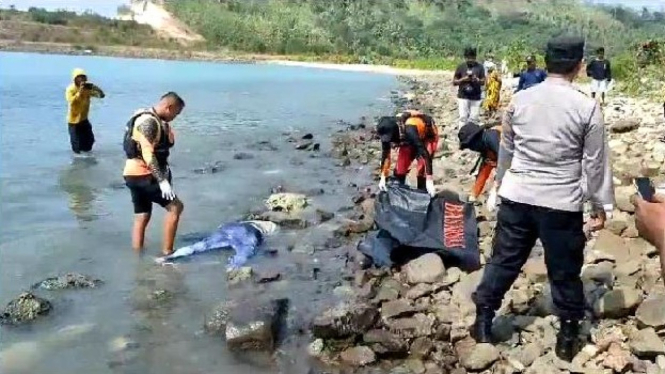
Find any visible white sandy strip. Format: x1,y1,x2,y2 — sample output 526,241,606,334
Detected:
261,60,452,76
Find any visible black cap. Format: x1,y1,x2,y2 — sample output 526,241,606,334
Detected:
458,121,484,150
464,47,477,58
546,36,585,61
377,116,399,143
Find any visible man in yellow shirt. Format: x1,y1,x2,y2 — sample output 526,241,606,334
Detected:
65,68,105,154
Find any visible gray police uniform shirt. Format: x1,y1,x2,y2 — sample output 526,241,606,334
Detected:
495,77,615,213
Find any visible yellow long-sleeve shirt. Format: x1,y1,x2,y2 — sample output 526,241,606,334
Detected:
65,83,103,124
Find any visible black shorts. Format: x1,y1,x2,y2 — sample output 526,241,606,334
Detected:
124,175,173,214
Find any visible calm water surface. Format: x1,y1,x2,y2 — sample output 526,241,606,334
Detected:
0,52,397,374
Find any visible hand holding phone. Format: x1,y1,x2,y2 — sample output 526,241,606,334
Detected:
82,82,94,89
634,177,655,202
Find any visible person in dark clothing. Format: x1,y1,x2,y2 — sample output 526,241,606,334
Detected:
453,47,486,128
457,121,501,204
586,47,612,105
516,55,547,92
470,36,614,362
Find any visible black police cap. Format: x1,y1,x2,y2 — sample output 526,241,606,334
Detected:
546,36,585,61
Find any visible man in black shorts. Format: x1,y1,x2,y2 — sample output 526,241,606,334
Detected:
122,92,185,257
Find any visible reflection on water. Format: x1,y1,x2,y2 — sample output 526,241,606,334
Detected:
58,156,99,223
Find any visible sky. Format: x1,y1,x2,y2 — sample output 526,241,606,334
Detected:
2,0,665,17
2,0,128,17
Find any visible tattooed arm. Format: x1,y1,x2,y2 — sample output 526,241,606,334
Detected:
133,114,168,182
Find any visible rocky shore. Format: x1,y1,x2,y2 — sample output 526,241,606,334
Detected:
297,75,665,373
3,70,665,374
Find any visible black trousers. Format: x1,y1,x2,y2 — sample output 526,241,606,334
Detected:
68,120,95,153
473,199,586,320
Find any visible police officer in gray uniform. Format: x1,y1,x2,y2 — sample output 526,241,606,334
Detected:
470,36,615,362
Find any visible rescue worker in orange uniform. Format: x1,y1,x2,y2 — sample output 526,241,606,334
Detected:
458,121,501,207
376,110,439,196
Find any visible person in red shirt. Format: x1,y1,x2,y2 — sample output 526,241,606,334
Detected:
376,110,439,196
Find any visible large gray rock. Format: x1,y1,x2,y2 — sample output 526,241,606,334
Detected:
381,299,416,320
311,302,378,339
32,273,102,290
461,343,500,371
224,298,289,352
340,346,376,367
363,329,408,355
636,295,665,329
384,313,435,339
630,328,665,358
265,193,307,213
0,292,51,325
593,288,642,319
593,230,632,263
404,254,446,284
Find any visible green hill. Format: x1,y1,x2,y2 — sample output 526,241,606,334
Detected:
165,0,664,70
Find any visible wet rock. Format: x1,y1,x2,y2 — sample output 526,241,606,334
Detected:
630,328,665,358
311,302,379,339
233,152,254,160
611,118,641,133
227,267,253,285
340,346,376,367
295,140,314,150
302,133,314,140
312,143,321,152
204,300,237,336
308,338,324,358
109,336,140,353
32,273,102,290
193,160,225,174
316,209,334,223
593,287,642,318
636,295,665,329
256,211,308,229
225,298,289,352
404,254,446,284
461,343,500,371
0,292,51,325
265,193,308,213
256,269,281,283
363,329,408,355
381,299,416,320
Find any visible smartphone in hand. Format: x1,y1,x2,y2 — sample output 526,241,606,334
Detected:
634,177,655,202
83,82,94,89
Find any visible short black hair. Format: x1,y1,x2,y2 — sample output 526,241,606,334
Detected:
596,47,605,54
161,91,185,108
464,47,477,58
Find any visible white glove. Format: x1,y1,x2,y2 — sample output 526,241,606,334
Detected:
378,176,387,192
158,180,176,200
426,178,436,197
487,186,498,212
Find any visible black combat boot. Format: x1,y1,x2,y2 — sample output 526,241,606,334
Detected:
471,306,494,343
555,319,580,362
